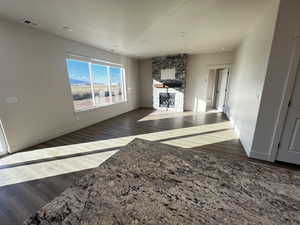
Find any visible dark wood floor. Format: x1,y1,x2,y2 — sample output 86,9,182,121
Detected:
29,109,238,152
0,108,295,225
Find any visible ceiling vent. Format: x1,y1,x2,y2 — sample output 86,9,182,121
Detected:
22,19,37,26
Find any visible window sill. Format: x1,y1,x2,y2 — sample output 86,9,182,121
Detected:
74,101,127,114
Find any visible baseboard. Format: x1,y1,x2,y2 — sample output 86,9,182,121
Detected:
239,137,251,157
225,111,252,157
139,106,154,110
249,151,272,161
11,107,139,153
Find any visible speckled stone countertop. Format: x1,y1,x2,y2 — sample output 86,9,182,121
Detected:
24,138,300,225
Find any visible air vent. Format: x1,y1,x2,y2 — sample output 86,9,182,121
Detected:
22,19,37,26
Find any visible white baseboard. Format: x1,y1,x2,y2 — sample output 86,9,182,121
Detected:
225,110,252,157
10,106,138,153
249,151,272,161
225,109,273,162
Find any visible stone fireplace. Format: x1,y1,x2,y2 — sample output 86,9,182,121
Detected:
152,54,187,112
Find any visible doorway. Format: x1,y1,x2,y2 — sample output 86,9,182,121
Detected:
206,68,229,112
215,68,229,111
0,119,8,156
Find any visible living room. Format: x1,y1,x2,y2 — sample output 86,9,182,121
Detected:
0,0,299,224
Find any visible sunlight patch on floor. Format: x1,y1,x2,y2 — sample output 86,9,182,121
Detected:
0,121,232,167
0,150,118,187
0,121,237,187
162,130,235,148
138,111,201,122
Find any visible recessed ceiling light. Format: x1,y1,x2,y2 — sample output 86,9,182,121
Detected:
221,47,225,51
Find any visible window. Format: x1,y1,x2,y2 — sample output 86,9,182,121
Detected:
66,59,94,110
0,119,8,156
110,67,125,103
92,64,110,105
66,56,126,111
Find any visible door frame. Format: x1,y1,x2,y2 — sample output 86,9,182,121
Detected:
214,68,230,112
207,64,231,113
0,118,9,156
206,69,218,109
269,37,300,162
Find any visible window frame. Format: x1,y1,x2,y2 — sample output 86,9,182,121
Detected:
66,54,127,112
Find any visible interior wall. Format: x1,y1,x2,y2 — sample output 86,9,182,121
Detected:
185,52,234,112
250,0,300,161
139,59,153,108
226,1,280,155
0,18,140,153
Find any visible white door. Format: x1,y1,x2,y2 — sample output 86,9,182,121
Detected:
277,58,300,165
215,68,229,112
0,119,8,156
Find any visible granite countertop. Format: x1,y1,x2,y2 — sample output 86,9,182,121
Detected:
24,138,300,225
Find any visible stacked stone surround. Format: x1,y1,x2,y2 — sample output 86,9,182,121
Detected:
152,54,188,112
152,54,188,86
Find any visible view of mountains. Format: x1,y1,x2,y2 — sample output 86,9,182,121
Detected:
70,78,107,85
70,78,89,85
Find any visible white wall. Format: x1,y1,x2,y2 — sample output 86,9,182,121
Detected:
226,1,280,155
0,19,139,153
185,52,234,111
250,0,300,161
139,59,153,108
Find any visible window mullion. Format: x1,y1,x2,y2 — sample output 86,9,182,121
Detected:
88,62,96,105
122,68,126,102
107,66,113,104
120,68,124,101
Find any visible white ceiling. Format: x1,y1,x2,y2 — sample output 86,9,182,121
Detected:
0,0,274,58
